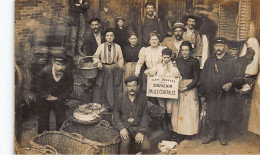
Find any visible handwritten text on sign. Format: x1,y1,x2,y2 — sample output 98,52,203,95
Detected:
147,76,179,99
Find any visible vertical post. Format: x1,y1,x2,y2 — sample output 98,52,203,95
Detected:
156,0,158,16
93,0,100,18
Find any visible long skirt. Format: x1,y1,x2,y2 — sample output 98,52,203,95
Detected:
172,80,199,135
123,62,137,92
92,64,123,109
248,73,260,135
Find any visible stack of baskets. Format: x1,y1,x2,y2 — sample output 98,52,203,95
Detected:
60,119,120,154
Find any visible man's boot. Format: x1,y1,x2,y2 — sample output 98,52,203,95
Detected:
219,120,228,145
202,121,216,144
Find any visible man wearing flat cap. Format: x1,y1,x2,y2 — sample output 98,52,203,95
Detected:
35,49,74,134
227,40,255,134
161,22,187,60
199,37,243,145
114,17,129,49
113,75,151,154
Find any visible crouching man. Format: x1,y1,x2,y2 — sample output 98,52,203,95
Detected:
113,75,151,154
35,50,74,134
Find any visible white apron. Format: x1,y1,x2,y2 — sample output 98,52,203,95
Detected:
171,79,199,135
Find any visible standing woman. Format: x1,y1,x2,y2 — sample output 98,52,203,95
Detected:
172,41,200,142
135,32,166,95
248,72,260,137
122,33,142,92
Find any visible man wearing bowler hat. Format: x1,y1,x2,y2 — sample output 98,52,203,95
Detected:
114,17,129,49
35,48,74,134
199,37,243,145
161,22,187,60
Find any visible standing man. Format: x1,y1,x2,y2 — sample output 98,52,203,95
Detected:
138,2,163,47
199,37,242,145
114,17,129,49
161,10,176,37
182,15,205,64
92,28,124,110
113,75,151,154
69,0,90,56
35,49,74,134
82,18,105,56
161,23,187,59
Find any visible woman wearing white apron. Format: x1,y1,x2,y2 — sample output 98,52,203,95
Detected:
172,41,200,142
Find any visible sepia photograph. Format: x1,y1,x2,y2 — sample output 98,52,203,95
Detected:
13,0,260,155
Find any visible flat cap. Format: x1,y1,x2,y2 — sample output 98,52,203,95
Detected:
172,22,187,32
49,47,72,61
212,37,227,45
162,48,172,56
125,75,139,85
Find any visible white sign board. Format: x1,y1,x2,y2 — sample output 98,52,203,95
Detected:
146,76,179,99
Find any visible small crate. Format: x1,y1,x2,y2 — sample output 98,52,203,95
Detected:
30,131,99,155
60,120,120,154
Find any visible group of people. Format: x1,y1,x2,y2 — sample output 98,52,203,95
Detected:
32,1,259,155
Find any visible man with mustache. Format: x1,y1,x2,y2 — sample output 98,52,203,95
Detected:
182,15,205,67
138,2,163,47
35,49,74,134
161,23,187,60
113,75,151,154
199,37,243,145
82,18,105,56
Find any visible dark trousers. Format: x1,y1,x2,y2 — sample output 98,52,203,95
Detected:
207,120,228,139
120,134,151,154
120,127,151,154
37,100,66,134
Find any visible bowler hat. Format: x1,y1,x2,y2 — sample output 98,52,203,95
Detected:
125,75,139,85
115,17,125,22
49,47,72,61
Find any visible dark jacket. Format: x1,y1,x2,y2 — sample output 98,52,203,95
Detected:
68,0,90,26
114,26,129,49
161,18,176,37
113,93,150,134
199,53,243,121
176,56,200,90
35,65,74,102
82,30,105,56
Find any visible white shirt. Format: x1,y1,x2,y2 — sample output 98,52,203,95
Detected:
174,39,183,53
135,46,166,76
94,32,102,46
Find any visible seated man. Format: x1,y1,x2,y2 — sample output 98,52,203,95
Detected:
113,75,151,154
35,49,74,134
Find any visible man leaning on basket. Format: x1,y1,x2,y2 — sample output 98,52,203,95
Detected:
113,75,151,154
35,48,74,134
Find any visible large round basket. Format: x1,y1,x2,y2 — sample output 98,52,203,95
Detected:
60,120,120,154
29,131,99,155
77,56,98,79
18,147,57,155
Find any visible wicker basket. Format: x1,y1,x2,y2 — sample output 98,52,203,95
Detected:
78,56,98,78
18,147,57,155
60,120,120,154
30,131,99,155
70,75,89,100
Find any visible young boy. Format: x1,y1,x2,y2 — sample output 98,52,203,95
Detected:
148,48,181,131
